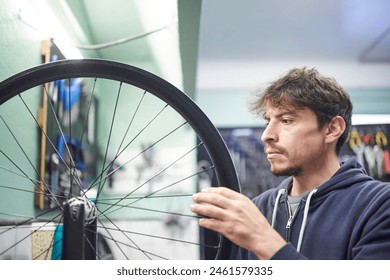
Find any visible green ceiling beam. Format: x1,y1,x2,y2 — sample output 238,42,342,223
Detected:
178,0,202,99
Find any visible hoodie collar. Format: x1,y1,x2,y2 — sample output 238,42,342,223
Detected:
275,158,369,202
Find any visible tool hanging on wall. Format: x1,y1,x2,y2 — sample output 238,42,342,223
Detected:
347,127,390,180
35,40,51,209
57,78,82,126
349,130,365,166
52,135,86,207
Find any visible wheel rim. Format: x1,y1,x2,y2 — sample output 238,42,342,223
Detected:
0,59,240,260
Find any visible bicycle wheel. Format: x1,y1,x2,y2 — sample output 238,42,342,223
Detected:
0,59,240,260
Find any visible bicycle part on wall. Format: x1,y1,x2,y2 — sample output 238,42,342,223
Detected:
0,59,240,260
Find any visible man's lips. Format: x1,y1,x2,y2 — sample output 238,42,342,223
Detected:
265,149,282,155
264,146,286,158
266,151,283,160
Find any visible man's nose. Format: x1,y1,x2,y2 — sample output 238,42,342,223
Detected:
261,122,277,143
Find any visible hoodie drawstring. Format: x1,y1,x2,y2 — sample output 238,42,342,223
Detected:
296,188,317,252
271,189,285,228
271,188,318,253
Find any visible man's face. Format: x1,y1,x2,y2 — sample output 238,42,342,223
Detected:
261,102,328,177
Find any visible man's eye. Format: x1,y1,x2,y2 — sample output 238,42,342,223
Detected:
282,119,291,124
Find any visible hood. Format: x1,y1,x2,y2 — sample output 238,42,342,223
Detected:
318,158,373,193
274,158,373,201
270,158,373,253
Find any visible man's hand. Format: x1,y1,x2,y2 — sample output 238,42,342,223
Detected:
191,187,286,259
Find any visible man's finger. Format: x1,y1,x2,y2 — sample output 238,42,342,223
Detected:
190,202,228,221
198,217,225,234
201,187,241,200
192,191,231,209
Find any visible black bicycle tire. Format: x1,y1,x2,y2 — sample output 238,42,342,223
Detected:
0,58,240,259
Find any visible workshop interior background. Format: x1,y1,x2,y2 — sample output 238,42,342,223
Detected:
0,0,389,260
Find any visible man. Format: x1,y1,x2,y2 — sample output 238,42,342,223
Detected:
191,67,390,259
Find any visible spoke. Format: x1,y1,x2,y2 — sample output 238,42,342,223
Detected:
95,90,146,199
92,229,168,260
97,208,151,260
0,112,62,208
97,159,213,205
100,165,215,218
0,212,62,256
98,201,198,218
116,91,146,155
67,79,75,198
94,224,219,249
96,218,127,259
125,164,215,207
74,78,97,198
0,114,50,192
67,78,72,140
0,183,68,202
43,84,85,197
0,207,62,233
89,121,188,191
18,95,84,193
0,164,47,185
0,221,59,230
100,142,203,217
98,193,193,202
84,231,101,260
0,150,62,209
74,78,97,159
87,102,169,193
97,82,123,198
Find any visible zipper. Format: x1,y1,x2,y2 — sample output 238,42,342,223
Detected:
286,215,294,229
285,200,299,241
286,200,293,228
285,200,292,240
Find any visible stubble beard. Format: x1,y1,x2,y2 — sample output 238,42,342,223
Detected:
265,144,303,177
270,165,303,177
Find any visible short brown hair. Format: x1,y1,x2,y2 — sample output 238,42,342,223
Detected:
250,67,353,154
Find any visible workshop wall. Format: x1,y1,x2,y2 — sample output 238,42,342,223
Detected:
0,0,44,219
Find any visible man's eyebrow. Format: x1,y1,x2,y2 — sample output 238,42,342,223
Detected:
262,109,299,120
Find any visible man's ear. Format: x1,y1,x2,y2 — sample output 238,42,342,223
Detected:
325,116,346,143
